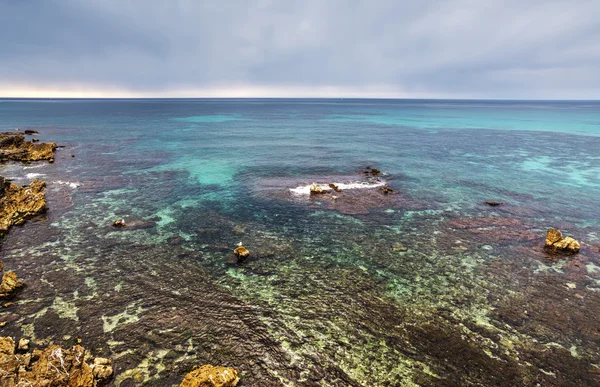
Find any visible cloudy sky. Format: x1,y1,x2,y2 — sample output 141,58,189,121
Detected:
1,0,599,98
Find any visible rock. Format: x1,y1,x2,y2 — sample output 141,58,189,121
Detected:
392,242,408,252
0,271,24,299
545,228,580,254
309,184,330,195
17,338,29,352
23,130,38,135
0,133,56,162
168,235,185,245
380,186,394,194
0,337,113,386
112,219,126,228
180,364,239,387
484,201,503,206
234,246,250,261
328,183,342,192
0,177,47,236
31,138,40,143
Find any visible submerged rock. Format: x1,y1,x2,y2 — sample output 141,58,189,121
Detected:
23,130,38,135
112,218,126,228
180,365,239,387
0,132,56,162
0,336,113,386
328,183,342,192
484,201,504,207
0,177,47,236
234,246,250,261
545,228,580,254
380,186,394,194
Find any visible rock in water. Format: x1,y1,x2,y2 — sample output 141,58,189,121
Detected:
545,228,580,254
0,133,56,162
309,184,329,195
0,177,47,236
180,365,239,387
484,201,503,206
234,246,250,261
0,268,24,299
112,219,126,228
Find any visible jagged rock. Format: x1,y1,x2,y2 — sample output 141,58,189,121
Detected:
0,337,113,386
0,270,24,299
0,133,56,162
545,228,580,254
234,246,250,261
380,186,393,194
485,201,503,206
180,365,239,387
0,177,47,235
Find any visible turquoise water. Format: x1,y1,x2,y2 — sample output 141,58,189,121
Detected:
1,99,600,386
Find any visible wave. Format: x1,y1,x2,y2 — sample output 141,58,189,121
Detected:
54,180,82,189
26,173,46,179
289,180,386,195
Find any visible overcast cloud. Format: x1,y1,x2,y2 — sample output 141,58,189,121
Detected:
0,0,599,98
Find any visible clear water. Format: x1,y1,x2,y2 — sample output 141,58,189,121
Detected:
1,99,600,386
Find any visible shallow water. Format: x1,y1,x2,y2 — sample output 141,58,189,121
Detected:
1,99,600,386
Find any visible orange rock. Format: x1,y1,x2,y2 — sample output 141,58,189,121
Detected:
180,365,239,387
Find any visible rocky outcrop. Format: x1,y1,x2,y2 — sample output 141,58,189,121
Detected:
0,336,113,386
545,228,580,254
0,177,47,236
0,262,24,299
180,365,239,387
234,246,250,261
0,132,57,163
309,184,329,195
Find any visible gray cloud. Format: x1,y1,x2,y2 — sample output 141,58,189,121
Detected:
1,0,599,98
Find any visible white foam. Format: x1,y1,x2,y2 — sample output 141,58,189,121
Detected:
54,180,82,189
26,173,46,179
289,181,386,195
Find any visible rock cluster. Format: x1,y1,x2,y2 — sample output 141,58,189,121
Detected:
0,177,47,236
0,132,57,163
180,364,239,387
0,336,113,386
545,228,580,254
0,262,24,299
309,184,329,195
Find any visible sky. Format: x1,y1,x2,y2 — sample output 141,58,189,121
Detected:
1,0,599,99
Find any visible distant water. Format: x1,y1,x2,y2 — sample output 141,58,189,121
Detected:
1,99,600,386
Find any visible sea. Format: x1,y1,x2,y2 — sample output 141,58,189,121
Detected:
0,98,599,386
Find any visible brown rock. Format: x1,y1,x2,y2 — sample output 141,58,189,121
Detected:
545,228,580,254
112,218,126,228
180,365,239,387
92,357,113,381
328,183,342,192
0,133,56,162
17,338,29,352
0,177,47,236
234,246,250,261
484,201,503,206
309,184,330,195
0,271,24,299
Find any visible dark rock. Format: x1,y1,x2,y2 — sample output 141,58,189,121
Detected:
23,130,38,135
112,219,126,228
485,201,504,207
328,183,342,192
234,246,250,262
168,235,185,246
31,138,40,143
380,186,394,194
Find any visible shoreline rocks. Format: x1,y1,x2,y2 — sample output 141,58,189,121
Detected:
545,228,580,254
180,365,239,387
0,262,24,299
0,336,113,386
0,132,57,163
0,177,47,236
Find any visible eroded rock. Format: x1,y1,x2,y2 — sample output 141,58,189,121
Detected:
234,246,250,262
0,268,24,299
0,336,113,386
545,228,580,254
309,184,330,195
0,132,56,162
180,364,239,387
0,177,47,235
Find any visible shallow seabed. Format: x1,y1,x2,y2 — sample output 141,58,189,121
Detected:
1,99,600,386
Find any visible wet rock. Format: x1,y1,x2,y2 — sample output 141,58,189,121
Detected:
0,337,113,386
168,235,185,245
484,201,504,206
545,228,580,254
0,133,56,162
112,219,126,228
0,270,24,299
234,246,250,261
328,183,342,192
180,364,239,387
31,138,40,143
309,184,330,195
380,186,394,194
23,130,38,135
0,177,47,235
